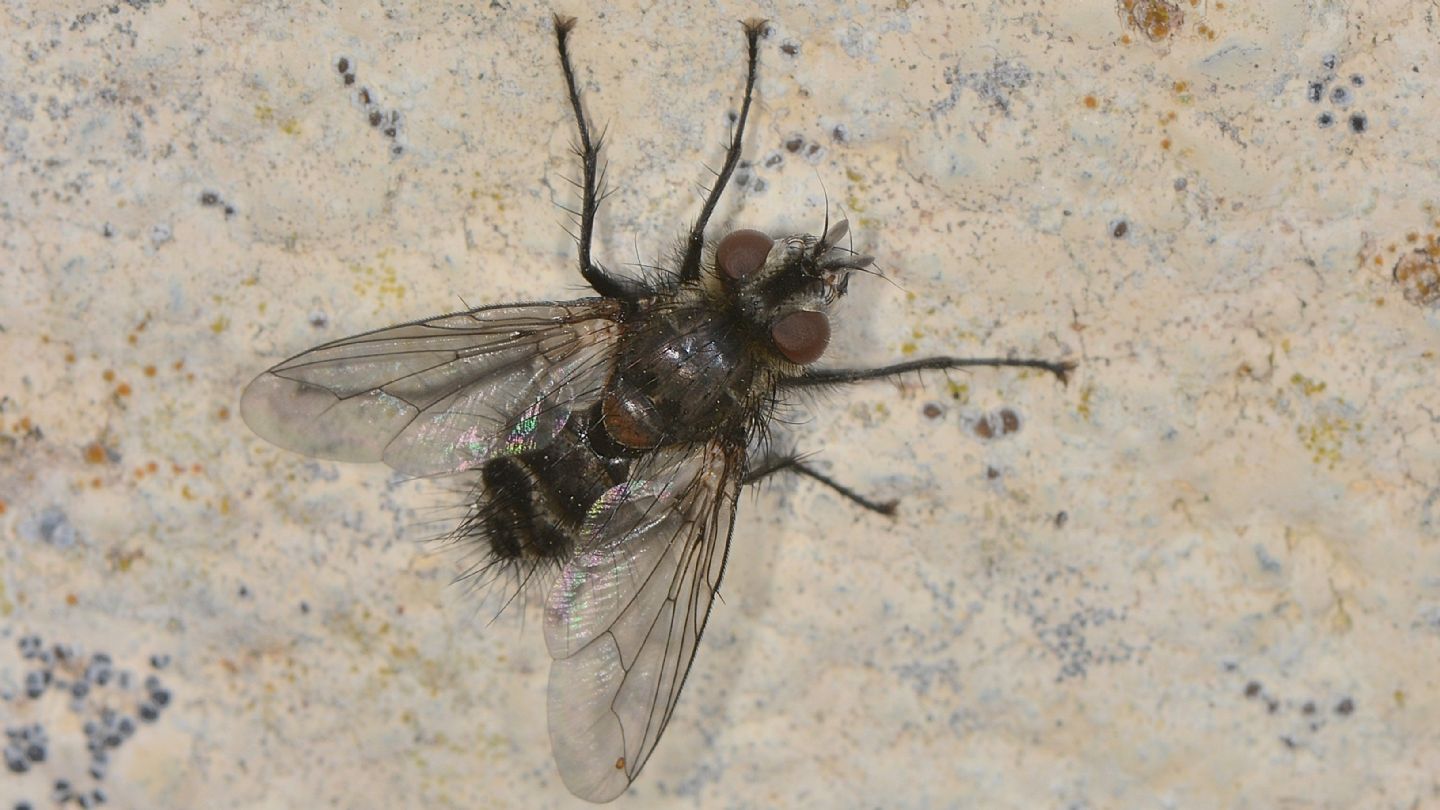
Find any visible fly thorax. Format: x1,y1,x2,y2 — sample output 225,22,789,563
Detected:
602,308,753,450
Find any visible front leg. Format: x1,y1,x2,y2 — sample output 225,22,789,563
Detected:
677,19,767,282
552,16,640,301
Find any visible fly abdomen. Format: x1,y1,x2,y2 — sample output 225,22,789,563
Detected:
478,456,572,563
468,412,631,567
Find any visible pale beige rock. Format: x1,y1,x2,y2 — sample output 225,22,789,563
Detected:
2,1,1437,807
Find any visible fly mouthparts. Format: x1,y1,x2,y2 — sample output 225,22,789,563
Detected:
819,252,874,271
818,219,850,252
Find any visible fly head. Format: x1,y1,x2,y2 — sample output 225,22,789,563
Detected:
715,219,874,366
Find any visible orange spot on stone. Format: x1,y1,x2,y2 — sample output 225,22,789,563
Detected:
84,442,107,464
144,365,157,377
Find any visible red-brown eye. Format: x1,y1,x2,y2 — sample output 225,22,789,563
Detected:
716,229,773,280
771,310,830,365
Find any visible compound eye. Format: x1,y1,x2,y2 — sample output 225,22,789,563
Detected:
716,229,774,280
771,310,830,365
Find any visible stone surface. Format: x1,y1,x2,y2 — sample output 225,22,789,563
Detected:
2,0,1438,807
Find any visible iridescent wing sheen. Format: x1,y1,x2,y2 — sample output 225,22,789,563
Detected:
240,300,621,476
545,440,743,802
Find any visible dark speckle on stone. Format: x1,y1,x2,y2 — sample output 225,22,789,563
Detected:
24,671,46,699
1317,112,1334,128
35,506,77,548
199,191,219,206
336,57,349,74
1244,681,1261,698
1112,220,1128,238
1306,82,1322,103
1329,86,1350,105
1335,697,1354,715
1349,74,1364,86
1349,113,1366,133
1321,53,1337,70
780,41,798,56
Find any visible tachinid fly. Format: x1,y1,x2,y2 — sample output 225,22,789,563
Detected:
241,16,1073,803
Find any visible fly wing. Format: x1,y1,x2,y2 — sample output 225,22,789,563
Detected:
544,440,743,802
240,300,621,476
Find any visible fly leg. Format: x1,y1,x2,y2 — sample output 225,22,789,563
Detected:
552,16,638,301
744,455,897,516
780,355,1077,389
677,19,767,282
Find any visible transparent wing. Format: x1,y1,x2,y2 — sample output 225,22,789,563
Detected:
544,440,743,802
240,300,621,476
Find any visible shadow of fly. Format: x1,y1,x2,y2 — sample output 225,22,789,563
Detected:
241,15,1073,803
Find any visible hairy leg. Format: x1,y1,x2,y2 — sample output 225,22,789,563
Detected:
677,19,767,282
552,16,636,300
744,454,897,516
781,356,1076,389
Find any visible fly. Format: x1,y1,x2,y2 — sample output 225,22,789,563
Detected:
240,16,1074,803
